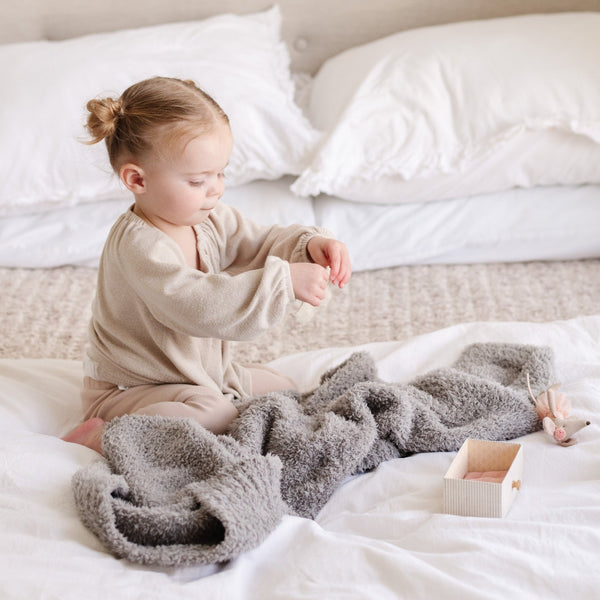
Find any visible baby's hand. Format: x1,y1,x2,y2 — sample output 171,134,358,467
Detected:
289,263,330,306
306,237,352,288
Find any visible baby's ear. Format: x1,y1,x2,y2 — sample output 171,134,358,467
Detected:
120,163,146,193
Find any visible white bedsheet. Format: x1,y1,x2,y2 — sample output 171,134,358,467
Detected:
1,315,598,599
1,181,599,270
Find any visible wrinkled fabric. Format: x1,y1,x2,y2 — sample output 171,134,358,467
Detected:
72,343,552,565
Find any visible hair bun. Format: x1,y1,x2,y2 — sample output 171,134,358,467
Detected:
85,97,123,144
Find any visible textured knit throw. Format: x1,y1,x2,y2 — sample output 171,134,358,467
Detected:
72,343,553,566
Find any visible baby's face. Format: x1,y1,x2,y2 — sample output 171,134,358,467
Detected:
136,124,233,228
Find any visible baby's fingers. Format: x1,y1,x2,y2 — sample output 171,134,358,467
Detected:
327,248,342,283
330,247,351,288
335,263,352,288
290,262,329,305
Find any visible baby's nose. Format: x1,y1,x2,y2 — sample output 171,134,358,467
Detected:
208,176,225,197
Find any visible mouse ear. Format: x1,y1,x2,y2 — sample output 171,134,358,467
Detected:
542,416,556,436
547,388,558,417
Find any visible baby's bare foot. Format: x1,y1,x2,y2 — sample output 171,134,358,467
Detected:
61,417,105,455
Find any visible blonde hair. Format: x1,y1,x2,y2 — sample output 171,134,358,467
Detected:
85,77,229,171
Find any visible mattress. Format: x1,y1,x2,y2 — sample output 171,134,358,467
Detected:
1,315,598,599
1,180,599,270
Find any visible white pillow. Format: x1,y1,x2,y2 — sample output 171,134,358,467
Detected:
0,7,319,216
291,12,600,203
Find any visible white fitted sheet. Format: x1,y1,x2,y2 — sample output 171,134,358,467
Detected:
0,181,598,270
0,315,598,599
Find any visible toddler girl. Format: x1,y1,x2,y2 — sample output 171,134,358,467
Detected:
63,76,351,454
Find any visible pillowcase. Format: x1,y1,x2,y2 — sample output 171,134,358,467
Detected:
0,7,319,215
291,12,600,203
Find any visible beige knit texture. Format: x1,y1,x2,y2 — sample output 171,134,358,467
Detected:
1,259,599,362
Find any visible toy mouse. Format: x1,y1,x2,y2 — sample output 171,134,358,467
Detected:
526,374,590,447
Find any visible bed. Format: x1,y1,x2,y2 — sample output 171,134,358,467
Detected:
1,1,599,598
2,317,600,598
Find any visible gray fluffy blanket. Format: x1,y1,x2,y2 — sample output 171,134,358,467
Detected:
72,343,553,566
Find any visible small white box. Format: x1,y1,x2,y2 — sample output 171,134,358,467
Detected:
443,439,523,518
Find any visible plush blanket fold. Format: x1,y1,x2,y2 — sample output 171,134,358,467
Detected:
72,418,287,566
72,343,553,566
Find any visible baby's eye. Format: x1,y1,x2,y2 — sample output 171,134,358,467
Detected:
189,180,205,187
